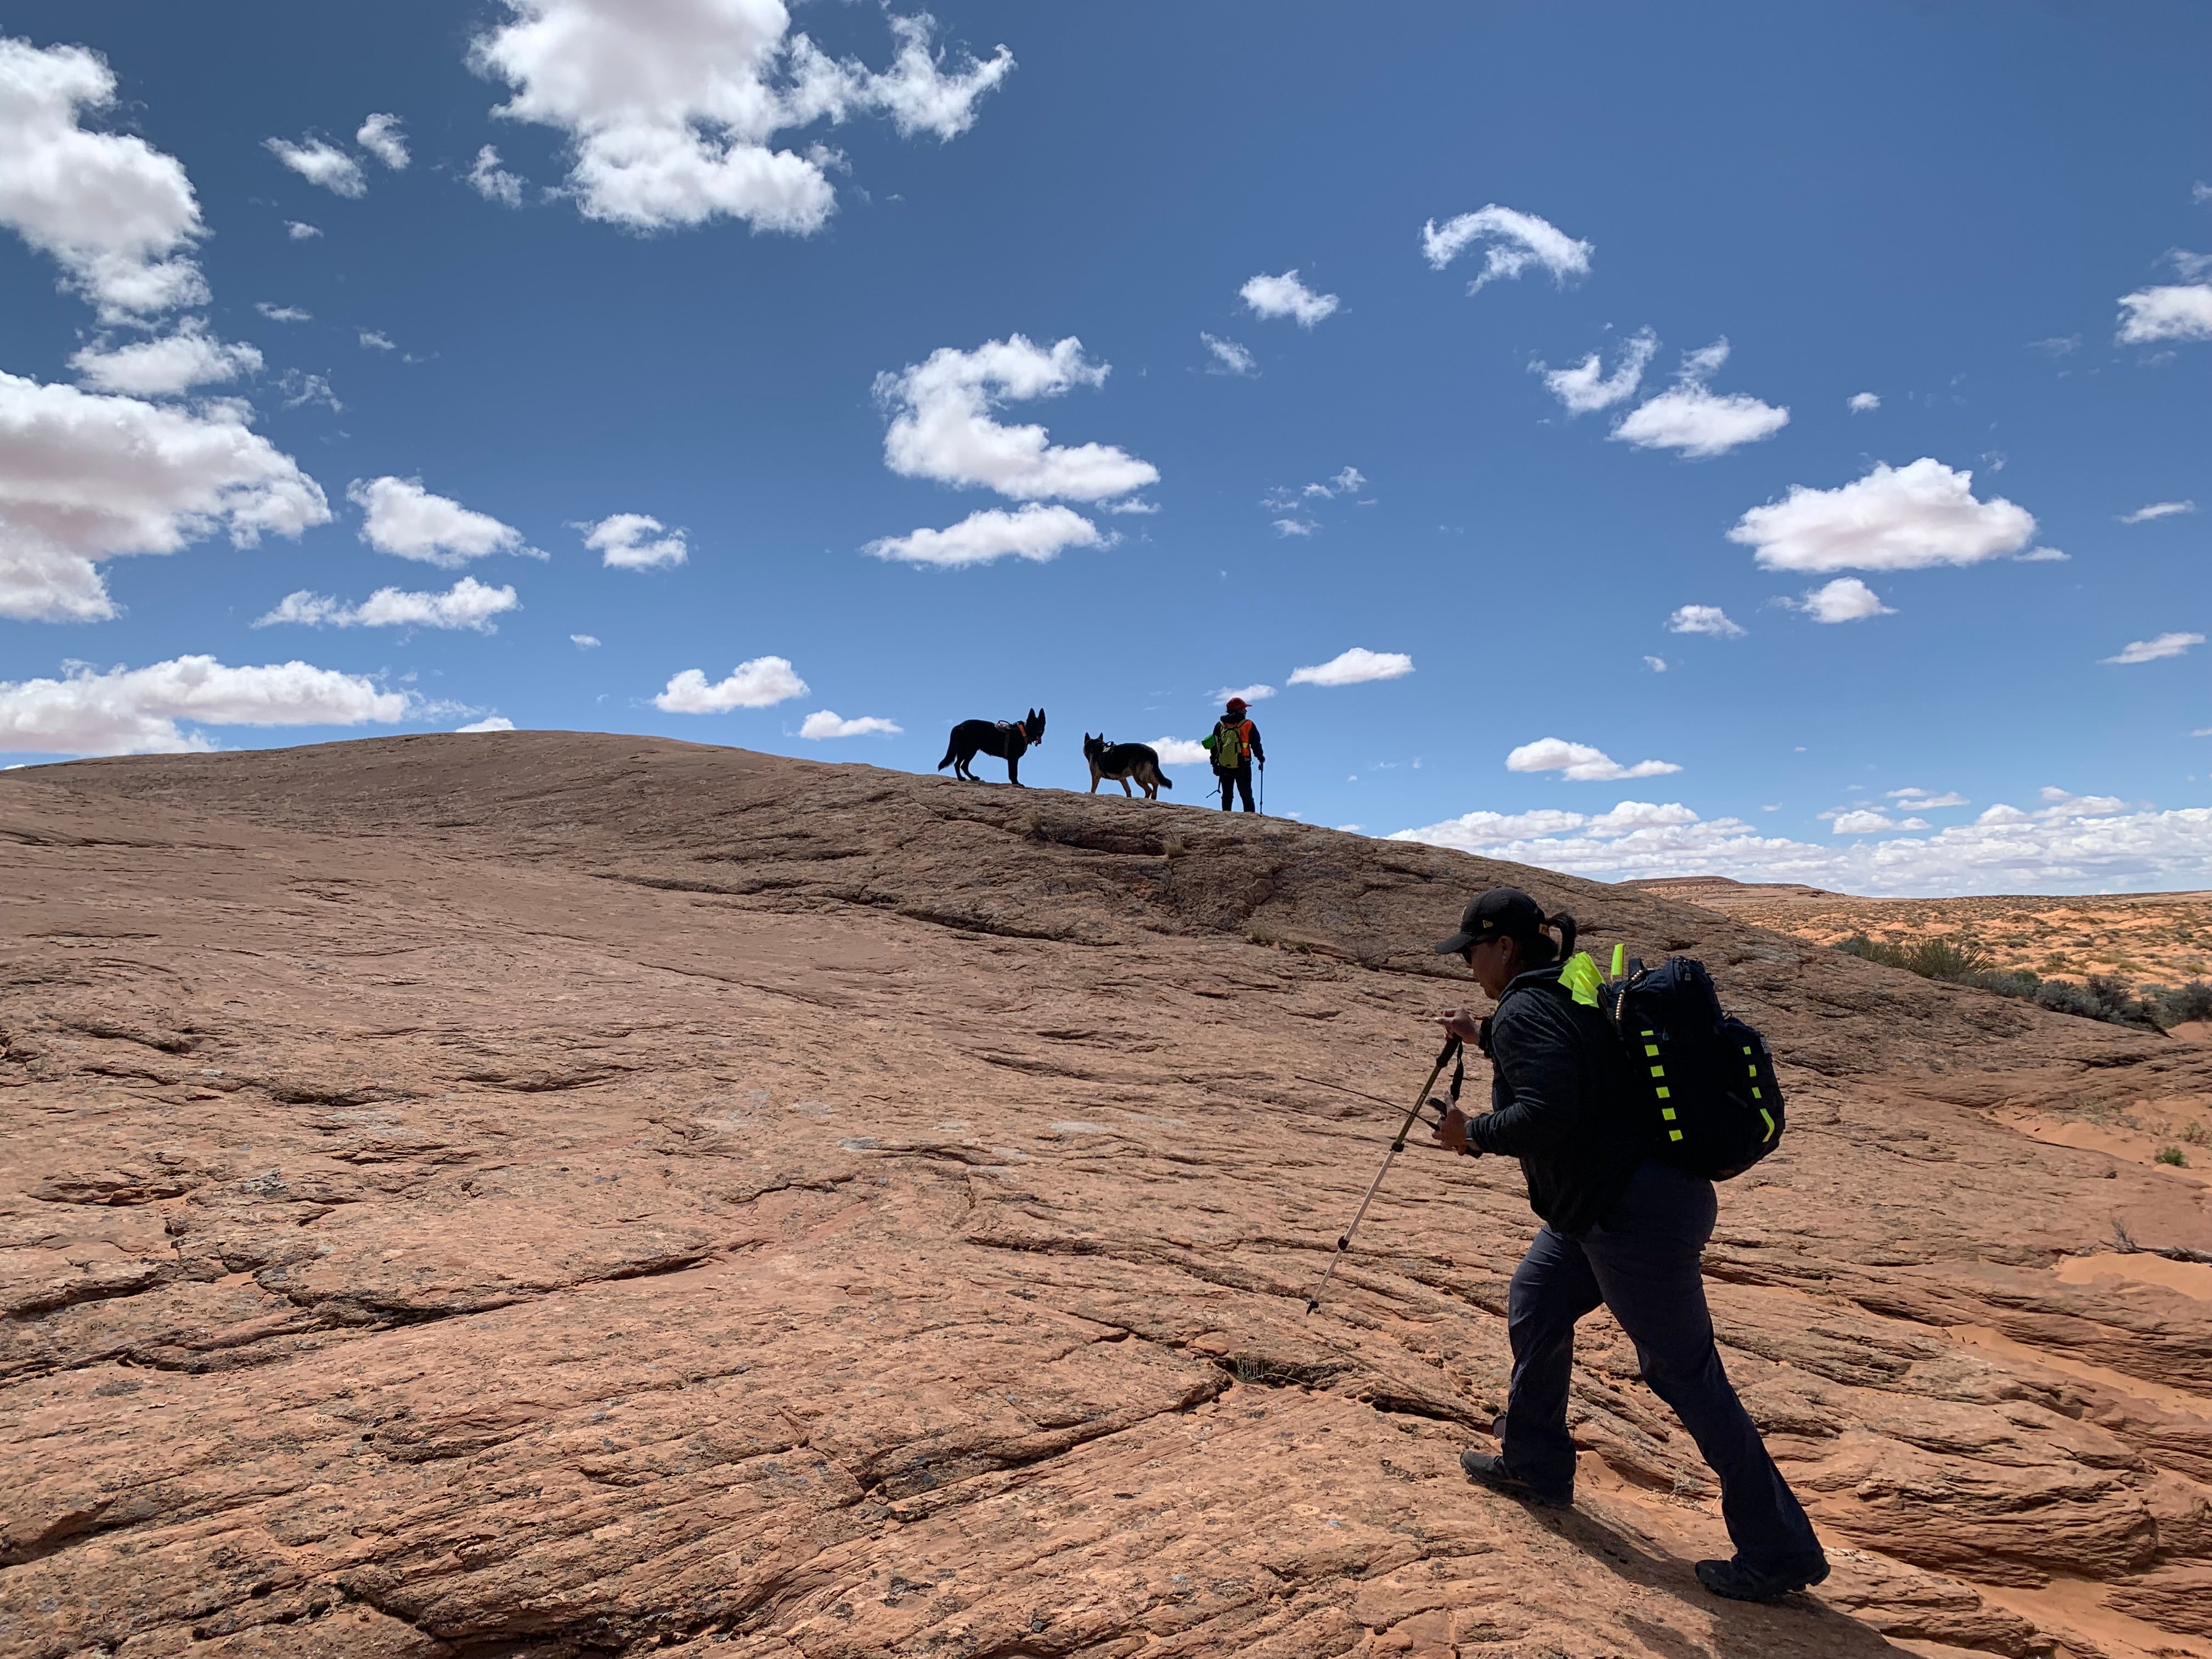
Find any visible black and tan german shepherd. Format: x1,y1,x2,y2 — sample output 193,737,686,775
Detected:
939,708,1045,785
1082,734,1173,799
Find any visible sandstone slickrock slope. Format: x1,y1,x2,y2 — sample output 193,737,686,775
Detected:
3,732,2209,1659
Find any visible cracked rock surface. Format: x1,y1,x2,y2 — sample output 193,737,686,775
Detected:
3,731,2209,1659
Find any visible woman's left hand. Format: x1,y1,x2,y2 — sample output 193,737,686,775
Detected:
1432,1102,1481,1156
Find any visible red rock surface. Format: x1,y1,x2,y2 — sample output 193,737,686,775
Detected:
2,732,2208,1659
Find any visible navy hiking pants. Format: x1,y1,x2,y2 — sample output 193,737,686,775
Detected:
1502,1158,1825,1576
1216,764,1255,812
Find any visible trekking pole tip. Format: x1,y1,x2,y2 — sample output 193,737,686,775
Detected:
1305,1298,1319,1314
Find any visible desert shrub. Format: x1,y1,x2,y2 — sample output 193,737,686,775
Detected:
2157,980,2212,1027
1901,936,1995,979
2081,975,2166,1030
2155,1146,2189,1167
2183,1120,2209,1147
2031,980,2103,1020
1836,934,1912,971
1835,934,2165,1030
1838,932,2021,992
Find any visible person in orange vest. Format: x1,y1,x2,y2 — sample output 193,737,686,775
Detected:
1205,696,1266,812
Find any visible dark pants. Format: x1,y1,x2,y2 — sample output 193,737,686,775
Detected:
1216,764,1255,811
1503,1159,1825,1576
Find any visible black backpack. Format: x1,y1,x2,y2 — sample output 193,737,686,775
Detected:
1601,957,1784,1181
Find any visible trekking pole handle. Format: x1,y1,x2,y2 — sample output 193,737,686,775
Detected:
1390,1034,1461,1151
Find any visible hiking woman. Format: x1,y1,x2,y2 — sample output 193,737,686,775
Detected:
1206,696,1264,812
1429,886,1829,1605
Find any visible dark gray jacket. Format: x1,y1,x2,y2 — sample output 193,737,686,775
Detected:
1467,964,1645,1235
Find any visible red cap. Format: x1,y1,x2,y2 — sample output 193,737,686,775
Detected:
1224,697,1248,714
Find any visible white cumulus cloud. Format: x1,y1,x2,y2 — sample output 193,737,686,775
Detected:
1279,465,1364,501
256,575,520,633
1398,800,1696,852
1848,391,1881,413
1420,204,1592,293
349,476,539,567
256,301,310,323
1288,647,1413,688
0,654,406,756
470,2,1011,234
875,335,1155,504
2117,284,2212,345
1261,467,1365,535
1538,328,1656,414
2120,499,2194,523
1729,458,2036,573
1644,655,1667,673
2103,631,2202,665
799,709,900,738
1200,332,1256,376
456,715,516,733
1829,809,1929,835
583,511,687,569
265,135,366,198
1889,787,1968,810
654,656,807,713
1506,736,1680,782
280,370,341,413
1148,736,1210,767
1793,576,1893,624
0,38,208,320
358,330,394,352
467,145,526,208
69,321,262,397
0,370,329,623
1212,683,1274,704
570,633,599,648
1391,792,2212,895
356,112,408,170
1610,338,1788,458
1666,605,1744,638
285,221,320,240
865,503,1103,569
1240,269,1338,328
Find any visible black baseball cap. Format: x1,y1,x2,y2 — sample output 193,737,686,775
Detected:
1433,887,1547,955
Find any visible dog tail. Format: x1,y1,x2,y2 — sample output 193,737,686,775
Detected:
1159,771,1173,790
936,742,956,771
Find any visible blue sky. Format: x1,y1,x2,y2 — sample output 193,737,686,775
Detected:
2,1,2207,894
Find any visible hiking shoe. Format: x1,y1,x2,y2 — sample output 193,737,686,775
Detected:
1459,1449,1571,1509
1694,1555,1831,1603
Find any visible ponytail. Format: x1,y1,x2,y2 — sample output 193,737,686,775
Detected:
1516,911,1576,967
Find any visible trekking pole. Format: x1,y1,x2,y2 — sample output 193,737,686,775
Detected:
1258,761,1266,815
1303,1034,1463,1315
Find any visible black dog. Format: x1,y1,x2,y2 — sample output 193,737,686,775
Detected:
939,708,1046,785
1082,734,1173,799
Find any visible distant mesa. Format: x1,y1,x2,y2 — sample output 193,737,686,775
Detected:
1623,876,1845,904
